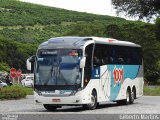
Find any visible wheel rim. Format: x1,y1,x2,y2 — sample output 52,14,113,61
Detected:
89,95,96,107
131,91,134,102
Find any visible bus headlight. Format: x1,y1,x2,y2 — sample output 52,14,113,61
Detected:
35,89,42,96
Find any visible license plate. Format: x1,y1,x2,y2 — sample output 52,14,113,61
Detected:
52,99,60,102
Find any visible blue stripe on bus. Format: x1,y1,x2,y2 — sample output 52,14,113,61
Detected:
108,65,140,100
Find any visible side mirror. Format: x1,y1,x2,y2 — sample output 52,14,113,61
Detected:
80,57,86,68
26,58,31,71
26,55,36,72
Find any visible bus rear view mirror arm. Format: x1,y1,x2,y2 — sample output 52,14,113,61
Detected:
26,55,36,72
80,57,86,68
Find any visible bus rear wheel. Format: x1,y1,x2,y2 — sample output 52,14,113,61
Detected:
126,88,134,104
117,88,134,105
43,104,59,111
83,90,97,110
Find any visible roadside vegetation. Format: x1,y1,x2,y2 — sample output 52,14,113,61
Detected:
0,0,160,84
22,86,33,95
143,86,160,96
0,85,33,100
1,85,160,100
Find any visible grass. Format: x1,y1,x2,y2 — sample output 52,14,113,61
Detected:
143,86,160,96
22,86,33,95
0,85,33,100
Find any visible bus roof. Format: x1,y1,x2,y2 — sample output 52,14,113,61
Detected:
38,36,141,49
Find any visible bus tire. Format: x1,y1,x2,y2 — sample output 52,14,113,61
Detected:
125,88,134,104
117,88,134,105
43,104,59,111
132,87,137,99
130,91,134,104
83,90,97,110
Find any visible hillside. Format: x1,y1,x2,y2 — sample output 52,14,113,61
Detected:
1,0,126,26
0,0,129,43
0,0,160,83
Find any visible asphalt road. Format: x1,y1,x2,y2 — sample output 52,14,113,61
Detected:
0,95,160,114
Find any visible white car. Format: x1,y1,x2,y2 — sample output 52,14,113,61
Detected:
0,80,7,88
24,75,34,80
21,75,34,87
21,79,33,87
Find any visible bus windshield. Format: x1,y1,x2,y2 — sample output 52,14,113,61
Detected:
35,49,82,87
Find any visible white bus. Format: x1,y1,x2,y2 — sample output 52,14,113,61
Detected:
27,36,144,110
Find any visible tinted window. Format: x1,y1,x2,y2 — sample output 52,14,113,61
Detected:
93,44,142,66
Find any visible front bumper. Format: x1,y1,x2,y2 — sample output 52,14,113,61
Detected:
34,91,91,105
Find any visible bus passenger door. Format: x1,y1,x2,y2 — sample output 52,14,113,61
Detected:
99,65,111,101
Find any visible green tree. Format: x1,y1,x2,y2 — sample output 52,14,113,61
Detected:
112,0,160,21
0,62,10,72
155,18,160,41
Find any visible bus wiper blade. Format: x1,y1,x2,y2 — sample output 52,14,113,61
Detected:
43,65,54,85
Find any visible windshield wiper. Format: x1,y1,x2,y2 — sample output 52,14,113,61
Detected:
43,64,55,85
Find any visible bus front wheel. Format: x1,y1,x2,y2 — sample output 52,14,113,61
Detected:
43,104,59,111
83,90,97,110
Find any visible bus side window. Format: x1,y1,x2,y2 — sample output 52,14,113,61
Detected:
125,47,131,64
109,57,114,64
84,44,93,86
93,56,100,66
118,57,124,64
101,57,109,65
117,46,125,64
111,47,116,64
101,47,109,65
131,48,141,65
